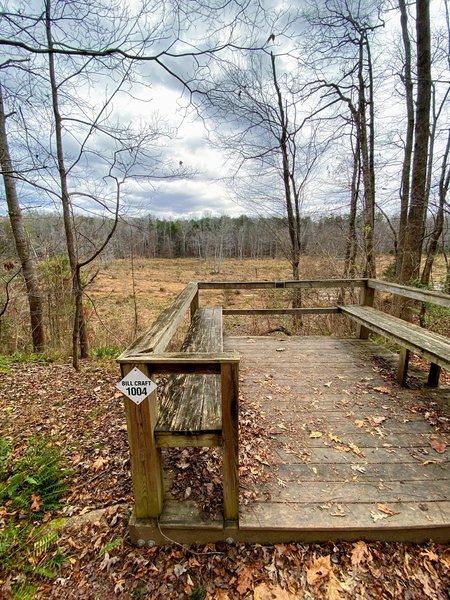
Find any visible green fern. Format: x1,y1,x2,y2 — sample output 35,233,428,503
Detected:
11,581,38,600
0,436,11,480
1,438,70,516
0,437,70,594
33,528,59,557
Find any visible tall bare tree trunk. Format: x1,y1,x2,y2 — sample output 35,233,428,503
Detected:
357,33,376,278
45,0,87,368
271,52,302,310
396,0,415,279
0,85,45,352
399,0,432,286
344,133,360,279
421,129,450,285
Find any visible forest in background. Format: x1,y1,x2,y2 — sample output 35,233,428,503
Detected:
1,211,449,265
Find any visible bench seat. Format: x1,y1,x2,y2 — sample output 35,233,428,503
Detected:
155,306,223,447
339,304,450,384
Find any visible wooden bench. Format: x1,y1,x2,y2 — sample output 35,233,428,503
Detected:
156,306,223,447
339,280,450,387
118,284,239,529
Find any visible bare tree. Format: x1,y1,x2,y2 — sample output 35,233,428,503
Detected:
398,0,432,286
205,46,325,306
301,0,385,278
395,0,415,278
0,84,45,352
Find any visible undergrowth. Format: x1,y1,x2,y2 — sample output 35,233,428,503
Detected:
0,437,70,598
0,352,59,374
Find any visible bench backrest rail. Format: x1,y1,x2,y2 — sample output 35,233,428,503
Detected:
367,279,450,309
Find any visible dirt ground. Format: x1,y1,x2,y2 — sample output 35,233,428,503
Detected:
1,257,450,598
1,357,449,599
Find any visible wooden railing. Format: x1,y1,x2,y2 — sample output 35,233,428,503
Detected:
118,277,450,533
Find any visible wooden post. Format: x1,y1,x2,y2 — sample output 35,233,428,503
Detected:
356,282,375,339
427,363,441,387
397,348,410,386
121,363,164,519
221,360,239,527
190,289,199,320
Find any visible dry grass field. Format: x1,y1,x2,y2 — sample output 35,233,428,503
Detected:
1,254,447,355
86,256,375,350
86,254,448,352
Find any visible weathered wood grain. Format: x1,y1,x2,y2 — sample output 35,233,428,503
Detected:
198,279,366,290
339,305,450,370
121,363,163,519
155,307,224,445
368,278,450,308
357,284,375,339
223,307,340,315
221,361,240,525
118,281,198,358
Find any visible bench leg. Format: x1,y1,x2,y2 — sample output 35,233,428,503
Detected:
427,363,441,387
221,362,239,527
122,365,164,520
356,324,371,340
397,348,410,387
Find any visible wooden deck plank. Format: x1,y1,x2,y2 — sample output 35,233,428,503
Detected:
226,336,450,542
131,335,449,544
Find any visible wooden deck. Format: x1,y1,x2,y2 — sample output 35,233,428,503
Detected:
131,336,450,544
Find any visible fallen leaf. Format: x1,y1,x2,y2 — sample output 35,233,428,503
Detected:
376,503,397,515
430,438,447,454
254,583,292,600
328,433,342,443
30,493,42,512
174,563,187,577
351,465,366,473
237,566,254,595
354,420,365,428
309,431,323,438
306,555,332,586
324,381,332,387
92,456,108,471
348,442,363,457
369,416,386,425
370,510,389,522
373,386,392,395
351,541,371,566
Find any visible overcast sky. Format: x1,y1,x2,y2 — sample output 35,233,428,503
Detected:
0,0,448,222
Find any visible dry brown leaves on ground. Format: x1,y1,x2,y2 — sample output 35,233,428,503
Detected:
1,361,449,599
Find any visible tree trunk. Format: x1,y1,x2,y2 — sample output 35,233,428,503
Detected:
344,134,360,279
45,0,87,368
399,0,432,287
357,33,376,279
421,129,450,285
0,85,45,353
396,0,415,278
270,52,302,311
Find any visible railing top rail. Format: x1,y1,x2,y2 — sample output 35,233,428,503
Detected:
118,281,198,360
368,279,450,309
198,279,366,290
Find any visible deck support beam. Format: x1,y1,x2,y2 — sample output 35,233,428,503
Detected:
428,362,441,387
122,363,163,520
221,361,240,526
397,348,410,386
357,285,375,340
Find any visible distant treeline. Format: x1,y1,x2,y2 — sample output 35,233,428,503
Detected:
0,212,449,264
